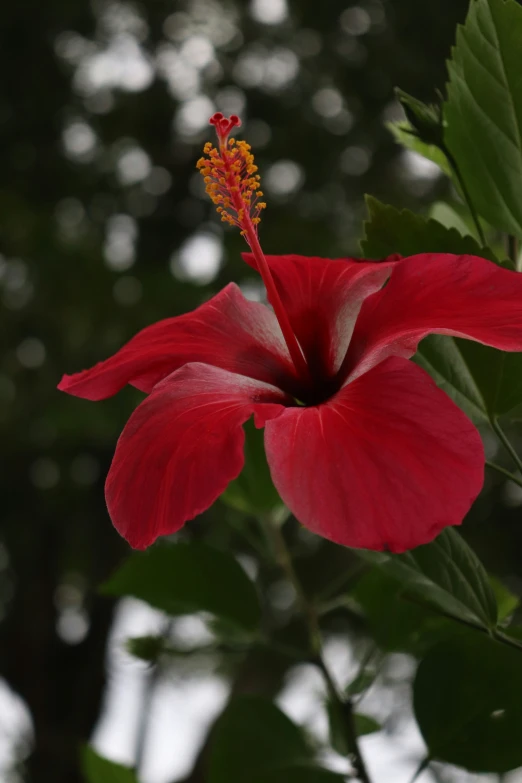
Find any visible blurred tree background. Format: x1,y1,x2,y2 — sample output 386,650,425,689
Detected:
3,0,522,782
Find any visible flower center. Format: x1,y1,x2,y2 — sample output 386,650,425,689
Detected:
197,113,312,386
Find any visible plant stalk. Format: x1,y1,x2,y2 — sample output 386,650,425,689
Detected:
490,418,522,476
444,147,486,247
264,520,372,783
486,460,522,489
135,619,172,772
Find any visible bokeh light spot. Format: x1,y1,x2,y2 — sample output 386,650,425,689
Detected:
312,87,344,118
171,231,223,285
30,458,60,490
340,145,372,176
113,276,143,306
62,121,97,161
340,6,372,36
104,214,137,271
116,146,152,185
16,338,46,369
250,0,288,25
265,160,304,196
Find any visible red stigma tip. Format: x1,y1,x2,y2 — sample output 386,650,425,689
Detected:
209,113,242,144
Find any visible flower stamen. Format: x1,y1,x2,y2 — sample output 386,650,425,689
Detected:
197,113,311,385
197,114,266,235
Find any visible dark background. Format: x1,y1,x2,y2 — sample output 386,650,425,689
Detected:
3,1,520,782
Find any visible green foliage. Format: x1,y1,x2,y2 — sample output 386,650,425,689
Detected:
359,528,499,632
208,697,315,783
429,201,487,238
221,419,284,515
414,633,522,772
387,121,452,177
101,542,261,632
327,699,380,756
126,634,165,663
353,569,453,653
490,576,520,622
444,0,522,238
394,88,445,148
345,669,378,699
82,747,138,783
414,335,491,423
417,334,522,422
354,714,381,736
360,196,499,262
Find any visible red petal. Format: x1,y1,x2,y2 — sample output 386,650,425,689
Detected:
242,254,393,381
106,363,289,549
58,283,298,400
346,253,522,380
264,357,484,552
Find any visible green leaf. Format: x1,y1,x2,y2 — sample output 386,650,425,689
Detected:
353,568,453,653
414,633,522,772
444,0,522,238
126,634,165,663
395,88,445,147
429,201,487,238
209,697,314,783
345,669,378,698
429,202,509,262
101,542,261,632
458,342,522,418
490,576,519,622
354,714,381,736
413,335,490,423
327,699,381,757
388,121,452,176
359,528,499,632
326,700,350,756
416,337,522,421
221,419,284,515
360,196,499,263
82,747,138,783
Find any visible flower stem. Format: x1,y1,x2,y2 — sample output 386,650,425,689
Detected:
493,629,522,653
263,519,372,783
444,147,486,247
486,460,522,489
408,757,430,783
135,618,172,772
490,418,522,476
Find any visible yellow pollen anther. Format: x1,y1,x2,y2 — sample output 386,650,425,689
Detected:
197,116,266,235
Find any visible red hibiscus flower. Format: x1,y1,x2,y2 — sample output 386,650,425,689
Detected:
59,114,522,552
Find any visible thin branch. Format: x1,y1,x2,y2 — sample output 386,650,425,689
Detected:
316,562,365,602
408,757,430,783
135,619,172,773
486,460,522,489
494,629,522,653
490,418,522,476
263,519,372,783
444,147,486,246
